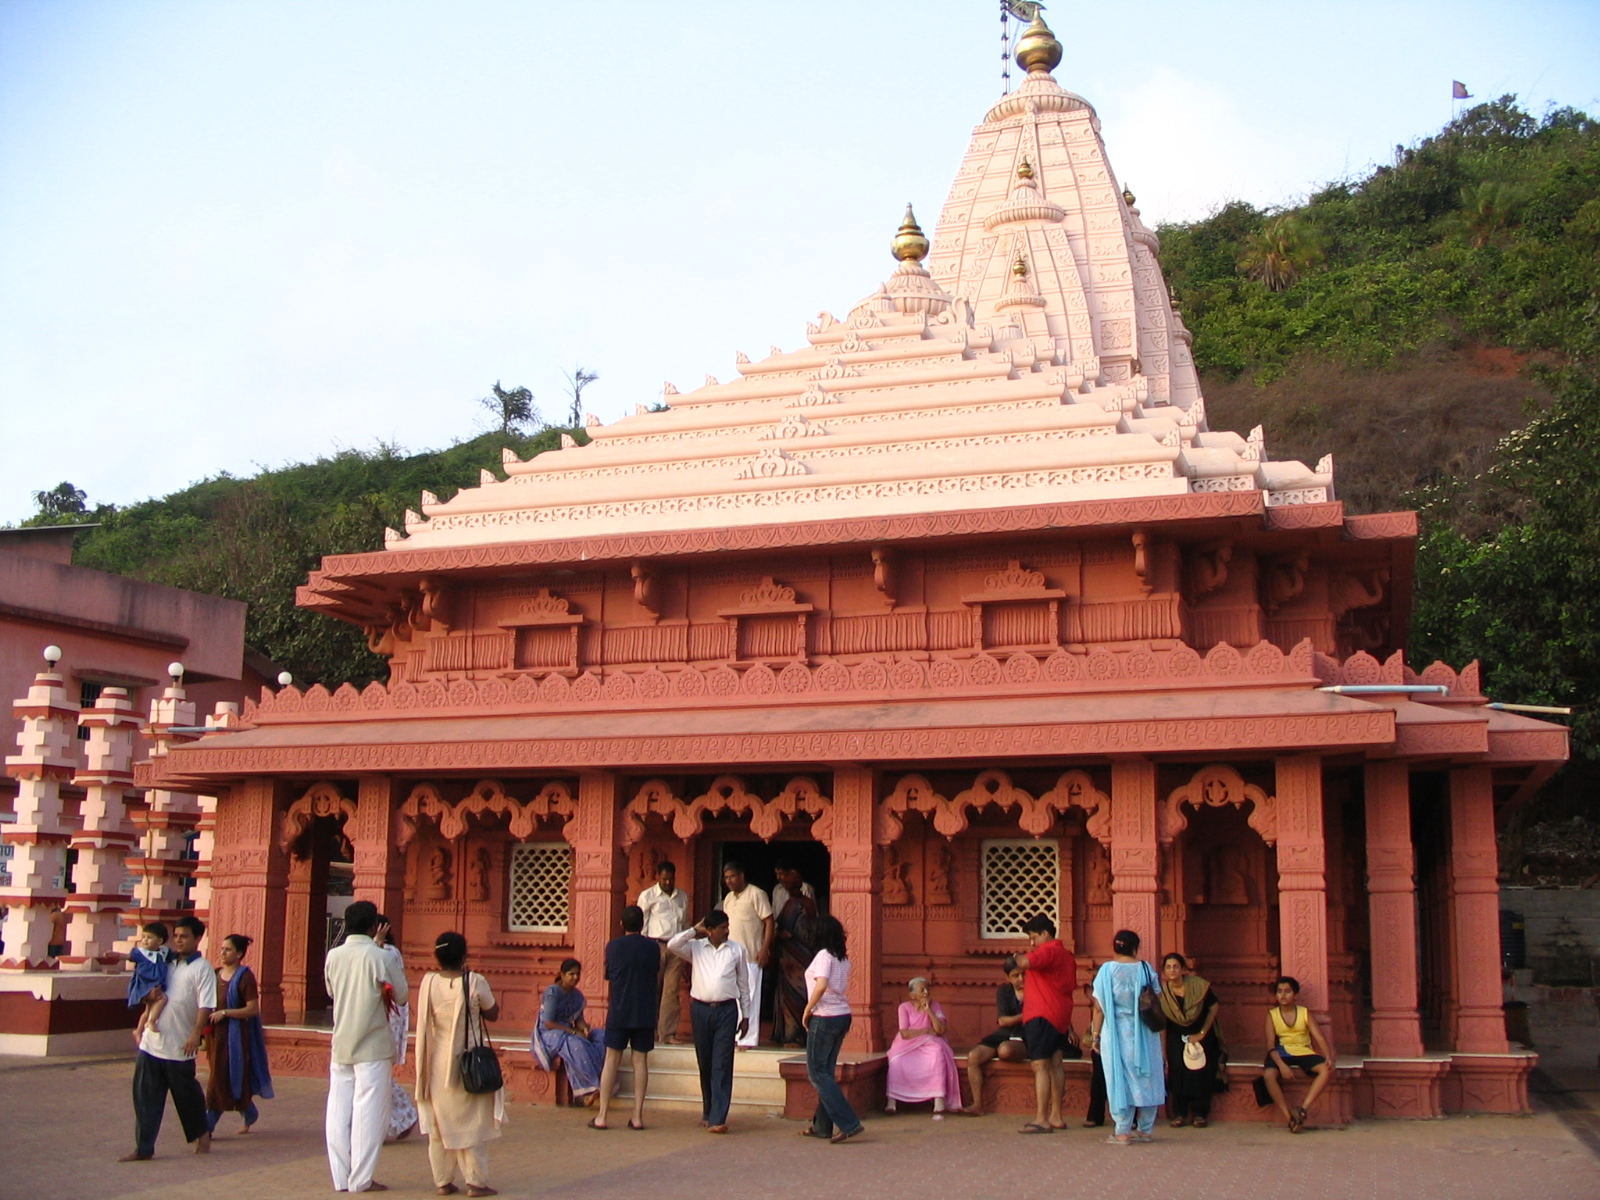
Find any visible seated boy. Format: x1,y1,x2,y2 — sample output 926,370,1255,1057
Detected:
964,955,1027,1116
127,922,170,1044
1261,975,1334,1132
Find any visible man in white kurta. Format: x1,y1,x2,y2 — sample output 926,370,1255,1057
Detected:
325,901,409,1194
719,862,772,1049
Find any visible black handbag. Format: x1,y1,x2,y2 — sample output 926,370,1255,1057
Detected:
457,970,503,1095
1137,962,1167,1033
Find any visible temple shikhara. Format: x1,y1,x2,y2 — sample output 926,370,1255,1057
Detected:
2,15,1567,1120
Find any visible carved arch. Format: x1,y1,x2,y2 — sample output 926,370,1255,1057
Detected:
397,779,576,849
877,774,953,845
1160,764,1277,846
1037,769,1112,843
279,781,357,857
881,768,1107,842
621,775,833,848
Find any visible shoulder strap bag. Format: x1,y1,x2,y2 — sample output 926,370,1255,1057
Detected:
457,970,504,1095
1137,962,1167,1032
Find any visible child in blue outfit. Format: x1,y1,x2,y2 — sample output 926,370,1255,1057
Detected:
127,921,170,1043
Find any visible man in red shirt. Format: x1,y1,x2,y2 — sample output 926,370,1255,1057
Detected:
1013,914,1077,1133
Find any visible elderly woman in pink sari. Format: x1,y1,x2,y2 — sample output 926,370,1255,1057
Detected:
885,977,963,1119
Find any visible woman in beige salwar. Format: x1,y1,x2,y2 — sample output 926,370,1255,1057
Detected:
413,932,503,1198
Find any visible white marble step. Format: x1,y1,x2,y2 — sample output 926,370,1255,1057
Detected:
613,1045,794,1114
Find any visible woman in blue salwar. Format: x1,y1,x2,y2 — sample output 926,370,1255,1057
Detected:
1087,929,1165,1145
204,934,275,1133
531,958,609,1103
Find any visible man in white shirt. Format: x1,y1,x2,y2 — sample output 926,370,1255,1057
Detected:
323,900,409,1194
668,910,753,1134
120,915,216,1161
638,860,689,1044
719,861,772,1049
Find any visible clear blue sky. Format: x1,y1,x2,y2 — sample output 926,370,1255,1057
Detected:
2,1,1596,524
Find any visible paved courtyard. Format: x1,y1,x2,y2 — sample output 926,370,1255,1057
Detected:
3,1055,1597,1200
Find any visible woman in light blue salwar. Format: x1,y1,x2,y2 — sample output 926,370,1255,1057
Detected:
531,958,608,1102
1088,929,1166,1144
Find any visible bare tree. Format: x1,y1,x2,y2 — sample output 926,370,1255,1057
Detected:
478,381,538,435
563,366,599,427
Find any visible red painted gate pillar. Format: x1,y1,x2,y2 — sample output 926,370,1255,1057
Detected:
352,776,405,933
1364,762,1424,1057
1275,754,1331,1030
1109,758,1160,962
568,771,624,1028
1449,767,1507,1054
211,778,290,1024
830,766,883,1051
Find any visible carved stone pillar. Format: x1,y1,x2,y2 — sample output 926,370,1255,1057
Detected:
129,682,202,924
1449,766,1508,1054
63,686,142,966
0,657,79,969
1275,754,1331,1029
567,771,625,1028
1364,762,1424,1058
211,778,291,1023
1109,758,1160,961
352,776,405,931
830,766,883,1051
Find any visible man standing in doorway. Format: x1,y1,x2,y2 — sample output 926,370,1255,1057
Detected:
119,915,214,1161
324,900,409,1194
593,905,661,1130
668,910,753,1134
1012,914,1077,1135
719,861,772,1049
638,860,689,1044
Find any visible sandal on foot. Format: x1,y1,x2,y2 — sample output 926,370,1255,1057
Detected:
628,1120,645,1131
586,1118,608,1130
830,1126,864,1144
1019,1123,1053,1134
1106,1133,1133,1145
1192,1117,1208,1128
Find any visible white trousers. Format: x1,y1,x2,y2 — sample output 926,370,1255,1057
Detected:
327,1059,393,1193
737,962,764,1048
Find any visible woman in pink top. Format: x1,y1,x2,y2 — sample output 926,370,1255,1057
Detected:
885,978,963,1119
798,915,863,1144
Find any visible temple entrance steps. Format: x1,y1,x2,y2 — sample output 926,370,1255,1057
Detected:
613,1045,791,1116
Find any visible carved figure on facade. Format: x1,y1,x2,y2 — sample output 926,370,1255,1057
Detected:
278,781,357,858
1085,841,1113,904
467,845,492,902
881,844,911,905
424,844,453,900
1187,539,1232,598
1160,764,1277,846
620,775,833,848
926,837,954,906
1204,843,1253,905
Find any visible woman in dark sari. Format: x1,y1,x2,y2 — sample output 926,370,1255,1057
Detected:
771,863,819,1047
1159,952,1222,1127
204,934,274,1133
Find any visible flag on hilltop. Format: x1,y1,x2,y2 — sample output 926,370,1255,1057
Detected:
1453,81,1472,99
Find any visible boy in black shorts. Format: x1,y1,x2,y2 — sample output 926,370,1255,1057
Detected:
965,956,1026,1115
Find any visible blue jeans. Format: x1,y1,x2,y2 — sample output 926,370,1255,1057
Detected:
1112,1104,1158,1136
806,1014,861,1137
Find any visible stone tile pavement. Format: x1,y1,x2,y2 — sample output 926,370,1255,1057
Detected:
3,1055,1597,1200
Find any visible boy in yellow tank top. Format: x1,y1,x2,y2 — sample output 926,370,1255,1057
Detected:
1261,976,1334,1132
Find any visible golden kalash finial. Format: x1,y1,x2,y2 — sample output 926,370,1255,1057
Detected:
1013,253,1030,278
1122,185,1137,207
1015,13,1063,76
1017,157,1035,181
891,203,930,262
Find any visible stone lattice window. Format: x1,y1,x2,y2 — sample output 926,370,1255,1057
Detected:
507,842,572,933
980,838,1059,939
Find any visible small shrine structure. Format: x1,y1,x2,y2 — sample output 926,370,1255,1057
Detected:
132,16,1561,1117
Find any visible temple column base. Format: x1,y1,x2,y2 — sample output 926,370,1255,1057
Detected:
1355,1058,1451,1119
0,971,135,1056
1443,1052,1537,1114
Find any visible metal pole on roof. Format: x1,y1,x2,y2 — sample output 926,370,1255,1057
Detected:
1315,685,1451,695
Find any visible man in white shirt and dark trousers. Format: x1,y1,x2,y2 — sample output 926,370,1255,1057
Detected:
638,859,689,1044
120,915,215,1161
324,900,409,1194
668,910,753,1134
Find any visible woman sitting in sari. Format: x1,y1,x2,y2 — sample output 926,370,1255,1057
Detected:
531,958,608,1103
1159,952,1222,1128
771,862,819,1047
204,934,274,1134
884,977,963,1119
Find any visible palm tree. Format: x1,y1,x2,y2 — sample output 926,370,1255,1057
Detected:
1458,180,1528,249
479,381,538,435
1238,213,1327,292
